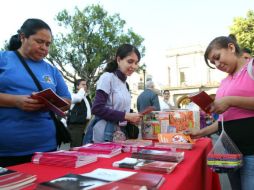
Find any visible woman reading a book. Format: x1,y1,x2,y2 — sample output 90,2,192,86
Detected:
187,36,254,190
0,18,71,167
83,44,142,143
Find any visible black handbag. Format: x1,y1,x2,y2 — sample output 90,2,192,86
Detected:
15,51,71,147
125,122,139,139
67,100,88,124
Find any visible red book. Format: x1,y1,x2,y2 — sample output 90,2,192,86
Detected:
138,161,178,173
118,172,165,190
0,171,37,190
31,88,69,117
72,143,122,158
32,151,97,168
131,149,184,163
113,157,178,174
188,91,214,113
139,106,155,115
92,181,148,190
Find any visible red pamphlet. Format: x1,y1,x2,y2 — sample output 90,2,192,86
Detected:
188,91,214,113
31,88,69,117
72,143,122,158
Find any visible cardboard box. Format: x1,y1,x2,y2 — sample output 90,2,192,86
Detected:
142,110,200,140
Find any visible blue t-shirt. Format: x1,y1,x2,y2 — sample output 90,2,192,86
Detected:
0,51,71,156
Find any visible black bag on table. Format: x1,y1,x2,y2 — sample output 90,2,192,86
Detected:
125,122,139,139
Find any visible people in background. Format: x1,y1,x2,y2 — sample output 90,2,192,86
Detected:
186,36,254,190
242,47,252,62
67,79,91,147
83,44,142,143
228,34,252,62
159,90,174,111
137,80,160,112
0,18,71,167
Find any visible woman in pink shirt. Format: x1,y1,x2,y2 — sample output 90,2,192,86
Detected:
189,36,254,190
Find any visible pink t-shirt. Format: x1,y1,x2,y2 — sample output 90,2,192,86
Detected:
216,59,254,121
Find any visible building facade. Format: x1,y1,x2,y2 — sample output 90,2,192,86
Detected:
164,45,226,107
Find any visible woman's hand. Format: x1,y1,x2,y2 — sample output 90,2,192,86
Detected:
15,95,45,111
210,97,231,114
185,121,219,139
184,128,203,139
124,112,142,123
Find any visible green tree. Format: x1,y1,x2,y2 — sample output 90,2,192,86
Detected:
47,4,145,95
230,10,254,53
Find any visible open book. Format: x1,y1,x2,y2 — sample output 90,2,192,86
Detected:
188,91,214,113
0,170,36,190
31,88,69,117
82,168,164,190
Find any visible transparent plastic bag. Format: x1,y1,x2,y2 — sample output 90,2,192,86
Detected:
207,115,243,173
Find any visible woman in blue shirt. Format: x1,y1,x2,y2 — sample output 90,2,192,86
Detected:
0,18,71,167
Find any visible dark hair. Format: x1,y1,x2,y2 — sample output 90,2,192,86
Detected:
228,34,237,42
163,90,169,94
75,79,86,87
8,18,52,51
104,44,141,72
204,36,242,69
242,47,252,54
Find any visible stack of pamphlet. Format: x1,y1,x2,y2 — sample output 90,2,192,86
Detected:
156,133,194,150
131,149,184,163
114,139,153,153
113,157,178,174
72,142,122,158
32,150,97,168
0,167,37,190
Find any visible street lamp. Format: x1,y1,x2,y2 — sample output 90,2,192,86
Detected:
141,63,146,90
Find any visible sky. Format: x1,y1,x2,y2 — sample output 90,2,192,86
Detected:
0,0,253,84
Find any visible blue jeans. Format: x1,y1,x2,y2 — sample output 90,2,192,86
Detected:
228,155,254,190
82,116,117,144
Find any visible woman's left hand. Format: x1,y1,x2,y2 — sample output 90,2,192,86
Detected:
210,97,230,114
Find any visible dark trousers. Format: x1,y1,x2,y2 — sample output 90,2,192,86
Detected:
0,148,57,167
67,123,87,147
0,154,34,167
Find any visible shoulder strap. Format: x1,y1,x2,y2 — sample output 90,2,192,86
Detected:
247,58,254,80
15,51,56,119
15,51,43,91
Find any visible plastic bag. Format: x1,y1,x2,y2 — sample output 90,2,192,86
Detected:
113,126,126,142
207,115,243,173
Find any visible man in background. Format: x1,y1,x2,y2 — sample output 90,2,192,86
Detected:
137,80,160,112
159,90,174,111
67,79,92,147
242,47,252,62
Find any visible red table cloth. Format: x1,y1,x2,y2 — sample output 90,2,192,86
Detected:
9,137,221,190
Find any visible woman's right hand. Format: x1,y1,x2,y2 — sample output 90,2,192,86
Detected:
125,112,142,124
183,128,203,139
184,121,219,139
15,95,45,111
